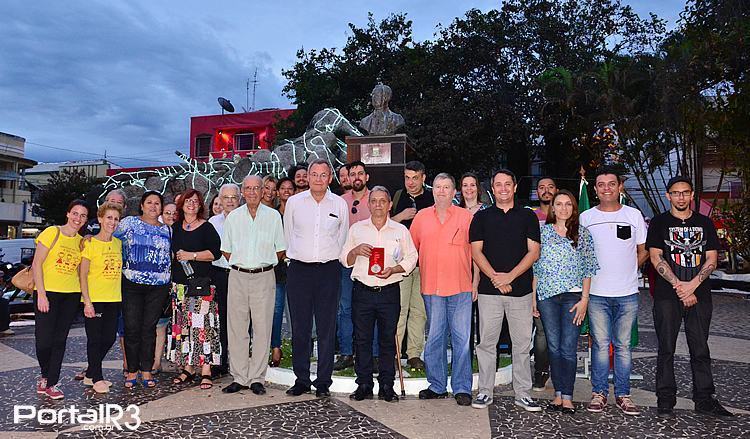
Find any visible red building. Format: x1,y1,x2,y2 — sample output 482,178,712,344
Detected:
189,109,295,161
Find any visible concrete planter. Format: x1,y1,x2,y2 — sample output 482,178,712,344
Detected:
266,364,513,395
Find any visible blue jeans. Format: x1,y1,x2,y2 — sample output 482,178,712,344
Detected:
538,293,582,400
588,293,639,397
423,292,473,395
271,283,287,348
337,267,378,357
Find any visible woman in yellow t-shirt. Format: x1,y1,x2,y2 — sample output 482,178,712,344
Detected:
31,199,88,400
79,202,123,394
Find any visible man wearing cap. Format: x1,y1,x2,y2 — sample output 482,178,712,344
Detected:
341,186,417,402
646,176,733,418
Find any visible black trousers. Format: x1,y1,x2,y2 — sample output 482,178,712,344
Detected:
533,316,549,374
653,297,715,408
84,302,120,382
212,267,230,368
286,260,340,389
122,279,170,373
34,292,81,387
352,281,400,388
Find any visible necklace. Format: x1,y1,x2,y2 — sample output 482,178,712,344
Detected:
184,218,199,230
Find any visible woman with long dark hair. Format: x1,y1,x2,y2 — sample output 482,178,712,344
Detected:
458,172,488,215
167,189,222,389
116,191,172,388
32,199,89,399
532,189,599,413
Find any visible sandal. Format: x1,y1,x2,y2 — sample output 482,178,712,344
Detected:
124,377,138,389
142,378,157,388
199,375,213,390
172,369,195,385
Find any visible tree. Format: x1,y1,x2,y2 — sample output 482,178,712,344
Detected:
34,169,98,225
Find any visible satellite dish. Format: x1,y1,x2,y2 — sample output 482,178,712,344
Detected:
218,97,235,113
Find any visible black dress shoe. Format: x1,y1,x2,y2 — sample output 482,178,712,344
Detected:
211,366,229,379
455,393,472,406
657,407,675,417
286,384,311,396
546,403,562,413
418,388,449,399
315,388,331,397
222,382,249,394
378,387,399,402
349,386,374,401
561,406,576,414
695,399,733,417
333,355,354,371
250,383,266,395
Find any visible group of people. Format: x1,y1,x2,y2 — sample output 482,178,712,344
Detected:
29,158,733,418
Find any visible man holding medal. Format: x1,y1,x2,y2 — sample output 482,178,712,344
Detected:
340,186,418,402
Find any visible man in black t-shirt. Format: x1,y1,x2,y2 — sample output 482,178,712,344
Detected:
469,169,541,411
390,161,434,369
646,176,732,418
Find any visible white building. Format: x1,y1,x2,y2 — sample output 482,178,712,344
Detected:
0,132,40,238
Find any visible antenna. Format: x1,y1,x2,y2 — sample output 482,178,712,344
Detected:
250,68,259,111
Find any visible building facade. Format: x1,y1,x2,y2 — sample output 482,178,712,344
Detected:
0,132,39,238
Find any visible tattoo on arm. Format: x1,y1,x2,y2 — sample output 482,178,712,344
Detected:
656,254,679,286
696,263,715,283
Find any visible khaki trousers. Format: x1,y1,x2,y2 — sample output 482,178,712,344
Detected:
396,267,426,359
227,269,275,386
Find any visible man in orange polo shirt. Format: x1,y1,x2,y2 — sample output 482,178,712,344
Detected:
410,173,474,406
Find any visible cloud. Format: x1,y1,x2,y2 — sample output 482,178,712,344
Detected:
0,1,288,166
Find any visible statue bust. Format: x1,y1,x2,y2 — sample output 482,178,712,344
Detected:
359,84,405,136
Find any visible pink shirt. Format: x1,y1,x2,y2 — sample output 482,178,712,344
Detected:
410,205,473,296
341,188,371,226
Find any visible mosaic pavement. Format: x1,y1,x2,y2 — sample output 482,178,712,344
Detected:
1,291,749,438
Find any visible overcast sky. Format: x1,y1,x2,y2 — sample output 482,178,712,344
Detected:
1,0,685,168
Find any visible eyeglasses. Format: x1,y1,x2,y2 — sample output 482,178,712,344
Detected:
184,199,201,205
243,186,261,192
351,199,359,214
221,195,239,200
669,190,692,198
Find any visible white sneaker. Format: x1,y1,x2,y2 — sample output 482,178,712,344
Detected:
515,397,542,412
471,393,493,409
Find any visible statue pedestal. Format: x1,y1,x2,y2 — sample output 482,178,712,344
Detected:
345,134,413,195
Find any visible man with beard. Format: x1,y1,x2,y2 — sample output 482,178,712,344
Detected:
335,161,371,370
534,177,557,224
337,165,352,195
290,165,309,193
646,176,733,418
531,177,556,391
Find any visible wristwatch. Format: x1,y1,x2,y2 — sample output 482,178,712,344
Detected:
193,252,197,260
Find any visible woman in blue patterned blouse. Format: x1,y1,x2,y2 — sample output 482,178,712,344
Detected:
115,191,172,388
532,189,599,413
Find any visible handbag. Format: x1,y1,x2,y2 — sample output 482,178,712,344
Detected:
12,227,61,293
185,276,212,297
180,260,211,297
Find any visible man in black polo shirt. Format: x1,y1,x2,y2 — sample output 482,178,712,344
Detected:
469,169,541,411
391,160,434,370
646,176,733,418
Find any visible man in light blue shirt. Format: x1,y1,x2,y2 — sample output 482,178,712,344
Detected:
221,175,286,395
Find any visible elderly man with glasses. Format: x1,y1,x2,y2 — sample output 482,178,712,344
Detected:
208,183,241,376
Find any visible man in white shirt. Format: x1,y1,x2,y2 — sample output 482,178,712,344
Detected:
340,186,417,402
284,159,349,397
580,167,648,416
221,175,286,395
208,183,240,375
